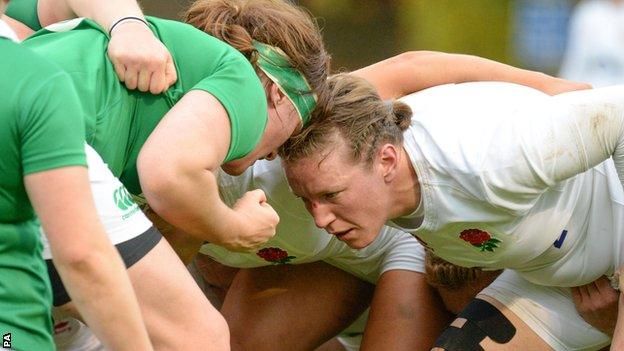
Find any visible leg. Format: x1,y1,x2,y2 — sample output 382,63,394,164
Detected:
362,269,452,350
221,261,375,351
194,253,240,304
127,238,229,350
143,207,203,265
433,269,611,350
49,235,229,350
432,295,549,351
45,147,227,349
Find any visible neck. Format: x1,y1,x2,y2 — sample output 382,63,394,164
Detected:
388,146,420,219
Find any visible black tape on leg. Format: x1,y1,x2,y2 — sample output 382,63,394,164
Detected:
457,298,516,343
433,299,516,350
434,325,485,351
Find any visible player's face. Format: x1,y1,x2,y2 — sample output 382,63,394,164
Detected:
221,93,300,175
0,1,7,15
285,137,389,249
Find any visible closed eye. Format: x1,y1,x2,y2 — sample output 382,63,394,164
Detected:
324,192,340,200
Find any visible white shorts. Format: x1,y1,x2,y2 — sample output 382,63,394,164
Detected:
481,270,611,351
39,144,152,259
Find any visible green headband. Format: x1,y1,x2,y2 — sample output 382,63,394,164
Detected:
252,40,317,126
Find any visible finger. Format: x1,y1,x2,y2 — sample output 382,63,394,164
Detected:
577,285,591,302
594,276,614,292
571,287,582,304
137,69,152,93
248,189,267,203
585,281,600,296
259,202,279,220
595,277,619,301
112,60,126,83
149,65,167,94
124,66,139,90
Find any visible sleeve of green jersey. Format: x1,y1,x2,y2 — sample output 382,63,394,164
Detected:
5,0,42,31
19,71,87,175
190,53,268,163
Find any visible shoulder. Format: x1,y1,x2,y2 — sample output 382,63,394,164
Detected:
149,16,253,76
1,38,74,102
148,16,236,55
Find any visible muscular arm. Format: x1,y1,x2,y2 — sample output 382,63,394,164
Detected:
533,87,624,184
25,166,152,351
138,90,278,251
353,51,590,100
361,270,451,350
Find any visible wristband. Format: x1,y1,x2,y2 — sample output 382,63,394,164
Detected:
108,16,149,36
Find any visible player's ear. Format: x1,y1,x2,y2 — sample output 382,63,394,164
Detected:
378,143,399,183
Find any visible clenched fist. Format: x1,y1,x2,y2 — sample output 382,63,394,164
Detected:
223,189,279,252
108,20,177,94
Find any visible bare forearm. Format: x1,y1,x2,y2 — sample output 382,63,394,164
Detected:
26,167,152,350
53,243,152,351
355,51,590,100
434,53,591,95
142,168,242,246
39,0,144,30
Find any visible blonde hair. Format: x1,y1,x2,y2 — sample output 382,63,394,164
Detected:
184,0,329,96
424,250,502,291
280,73,412,166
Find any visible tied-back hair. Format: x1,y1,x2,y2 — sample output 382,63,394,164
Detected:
184,0,330,96
424,249,502,291
280,73,412,166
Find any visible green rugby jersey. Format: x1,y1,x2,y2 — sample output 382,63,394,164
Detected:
22,17,268,194
0,36,87,351
5,0,42,31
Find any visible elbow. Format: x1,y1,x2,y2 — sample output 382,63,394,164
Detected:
137,151,179,215
51,244,111,278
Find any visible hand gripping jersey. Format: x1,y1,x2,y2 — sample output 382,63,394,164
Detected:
21,17,267,194
392,82,624,287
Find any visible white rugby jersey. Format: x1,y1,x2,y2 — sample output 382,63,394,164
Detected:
391,82,624,287
203,159,425,283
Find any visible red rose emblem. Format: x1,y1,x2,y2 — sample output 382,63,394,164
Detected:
459,229,501,252
459,229,491,245
256,247,296,264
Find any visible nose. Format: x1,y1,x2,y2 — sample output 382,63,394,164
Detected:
308,201,336,229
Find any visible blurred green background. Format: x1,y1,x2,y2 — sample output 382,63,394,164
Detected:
142,0,582,74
